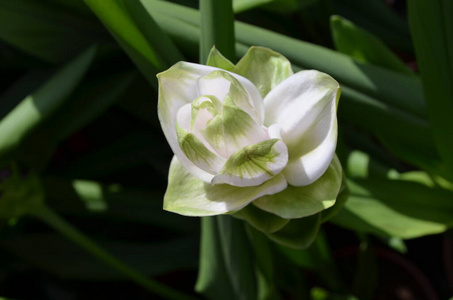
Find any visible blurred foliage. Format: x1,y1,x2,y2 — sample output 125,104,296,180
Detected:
0,0,452,299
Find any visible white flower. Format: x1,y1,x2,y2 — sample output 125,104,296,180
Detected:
158,47,342,218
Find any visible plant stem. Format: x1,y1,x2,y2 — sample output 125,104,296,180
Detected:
31,205,199,300
199,0,235,63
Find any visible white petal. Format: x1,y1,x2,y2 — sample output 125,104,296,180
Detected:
264,70,340,186
176,104,226,174
158,62,222,182
201,95,269,158
197,70,265,122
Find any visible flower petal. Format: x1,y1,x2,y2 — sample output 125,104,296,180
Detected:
201,92,269,158
234,46,293,98
197,70,264,122
176,124,226,175
164,156,288,216
158,62,223,182
264,70,340,186
253,155,343,219
206,47,235,71
211,138,289,187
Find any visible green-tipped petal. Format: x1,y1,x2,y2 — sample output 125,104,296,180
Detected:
234,46,293,98
264,70,340,186
202,94,269,158
164,157,288,216
212,138,288,187
176,124,226,174
253,155,343,219
206,47,235,71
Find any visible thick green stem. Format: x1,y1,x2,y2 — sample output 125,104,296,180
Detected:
31,205,199,300
199,0,235,63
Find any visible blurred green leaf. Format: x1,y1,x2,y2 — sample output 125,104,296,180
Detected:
333,0,412,52
352,240,378,300
1,233,198,280
196,216,257,300
277,232,343,291
84,0,182,84
0,0,106,63
61,131,169,178
246,226,280,300
330,15,413,75
332,178,453,238
0,70,53,119
43,177,197,233
233,0,273,13
0,46,96,165
408,0,453,177
200,0,235,63
44,71,136,142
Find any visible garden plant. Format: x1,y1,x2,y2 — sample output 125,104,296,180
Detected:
0,0,452,299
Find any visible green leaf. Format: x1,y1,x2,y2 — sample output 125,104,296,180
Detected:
351,240,378,300
0,0,106,63
0,46,96,163
233,46,293,98
0,70,53,119
43,177,198,233
196,216,257,300
333,0,412,52
331,178,453,239
278,233,330,270
253,155,343,219
408,0,453,175
84,0,182,84
330,15,413,75
338,85,441,178
245,225,280,300
277,232,343,291
1,233,198,280
233,0,274,14
46,72,135,143
200,0,235,63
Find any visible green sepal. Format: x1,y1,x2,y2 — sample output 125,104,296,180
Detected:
233,46,293,97
234,203,289,233
206,46,235,71
266,213,321,249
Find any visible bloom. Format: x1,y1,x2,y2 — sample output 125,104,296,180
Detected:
158,47,342,220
